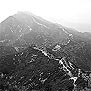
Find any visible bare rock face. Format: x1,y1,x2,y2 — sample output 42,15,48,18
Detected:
0,11,91,91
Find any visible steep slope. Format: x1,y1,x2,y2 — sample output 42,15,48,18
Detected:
0,12,71,56
0,11,91,90
0,11,91,71
0,44,90,91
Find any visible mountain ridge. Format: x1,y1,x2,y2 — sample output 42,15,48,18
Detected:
0,11,91,91
0,11,91,71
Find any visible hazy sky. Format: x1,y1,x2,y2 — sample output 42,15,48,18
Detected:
0,0,91,32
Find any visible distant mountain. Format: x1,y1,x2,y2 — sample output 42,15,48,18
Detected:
1,11,91,91
0,12,70,55
0,11,91,71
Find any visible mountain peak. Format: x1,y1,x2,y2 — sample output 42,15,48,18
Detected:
0,11,91,91
0,11,91,71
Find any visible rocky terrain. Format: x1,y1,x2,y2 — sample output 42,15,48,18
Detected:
0,12,91,91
